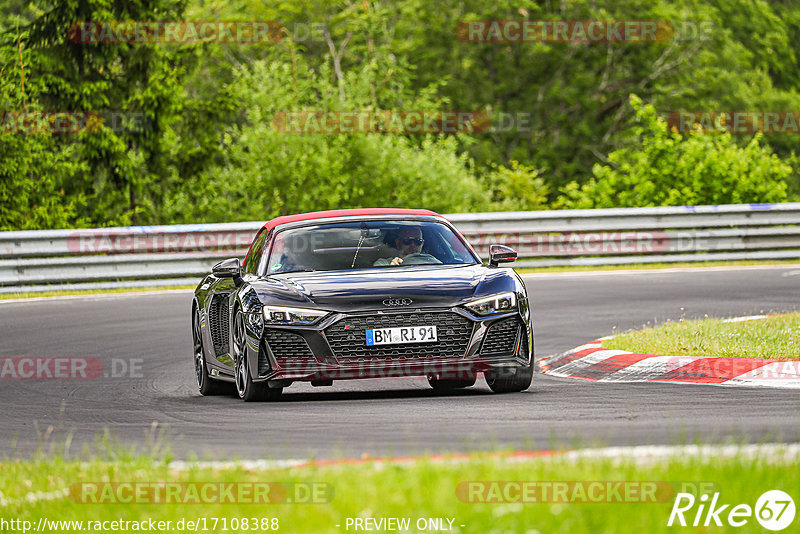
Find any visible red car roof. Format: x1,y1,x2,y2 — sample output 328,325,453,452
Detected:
260,208,445,232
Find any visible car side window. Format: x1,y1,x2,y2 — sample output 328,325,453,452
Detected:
243,229,268,275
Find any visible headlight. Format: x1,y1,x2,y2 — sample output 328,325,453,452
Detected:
263,305,329,325
464,292,517,316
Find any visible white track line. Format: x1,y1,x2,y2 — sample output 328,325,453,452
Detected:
522,264,800,278
0,289,193,305
539,342,602,365
167,444,800,472
168,458,308,471
0,487,70,508
724,361,800,389
598,356,696,382
557,443,800,464
544,349,629,378
722,315,768,323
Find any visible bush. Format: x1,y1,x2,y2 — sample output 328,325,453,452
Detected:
485,160,549,211
164,60,489,222
0,47,86,231
555,95,791,209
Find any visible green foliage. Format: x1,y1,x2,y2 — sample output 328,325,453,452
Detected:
0,36,86,230
4,447,799,534
485,160,549,211
1,0,187,227
164,60,488,222
555,95,790,209
0,134,85,231
604,311,800,361
2,0,800,230
390,0,800,193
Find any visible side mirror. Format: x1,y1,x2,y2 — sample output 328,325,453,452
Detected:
489,244,517,267
212,258,242,285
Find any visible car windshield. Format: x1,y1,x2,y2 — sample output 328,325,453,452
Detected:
263,220,478,274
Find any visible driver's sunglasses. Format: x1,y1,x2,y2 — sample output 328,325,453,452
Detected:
400,237,424,246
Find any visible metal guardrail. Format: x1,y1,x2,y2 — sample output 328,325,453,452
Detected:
1,203,798,292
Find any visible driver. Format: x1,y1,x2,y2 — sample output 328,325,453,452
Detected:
374,226,441,266
270,234,313,273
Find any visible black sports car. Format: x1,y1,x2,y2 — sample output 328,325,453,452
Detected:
192,208,533,401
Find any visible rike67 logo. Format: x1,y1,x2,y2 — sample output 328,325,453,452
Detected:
668,490,795,530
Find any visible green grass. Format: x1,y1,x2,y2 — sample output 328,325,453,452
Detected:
604,312,800,361
2,447,796,533
515,258,800,274
0,286,194,300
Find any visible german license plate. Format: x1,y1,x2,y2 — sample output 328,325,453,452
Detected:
365,326,438,346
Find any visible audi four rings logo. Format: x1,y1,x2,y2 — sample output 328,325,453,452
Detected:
383,298,413,307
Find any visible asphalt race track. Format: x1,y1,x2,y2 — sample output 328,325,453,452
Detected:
1,266,799,460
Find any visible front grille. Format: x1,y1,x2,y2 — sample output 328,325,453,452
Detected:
265,329,316,371
324,311,474,364
481,316,522,356
208,295,229,356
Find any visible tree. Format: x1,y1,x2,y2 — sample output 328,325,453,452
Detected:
5,0,187,226
485,160,548,211
555,95,790,208
387,0,800,198
0,23,85,230
163,58,489,222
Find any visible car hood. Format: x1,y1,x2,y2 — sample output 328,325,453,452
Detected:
250,264,516,312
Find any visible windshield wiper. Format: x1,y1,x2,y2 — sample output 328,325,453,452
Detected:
268,268,318,276
351,223,369,268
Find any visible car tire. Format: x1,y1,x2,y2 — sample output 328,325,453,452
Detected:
233,309,282,402
485,361,533,393
193,308,232,396
427,375,476,391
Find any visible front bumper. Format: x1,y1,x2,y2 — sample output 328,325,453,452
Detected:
251,306,532,382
